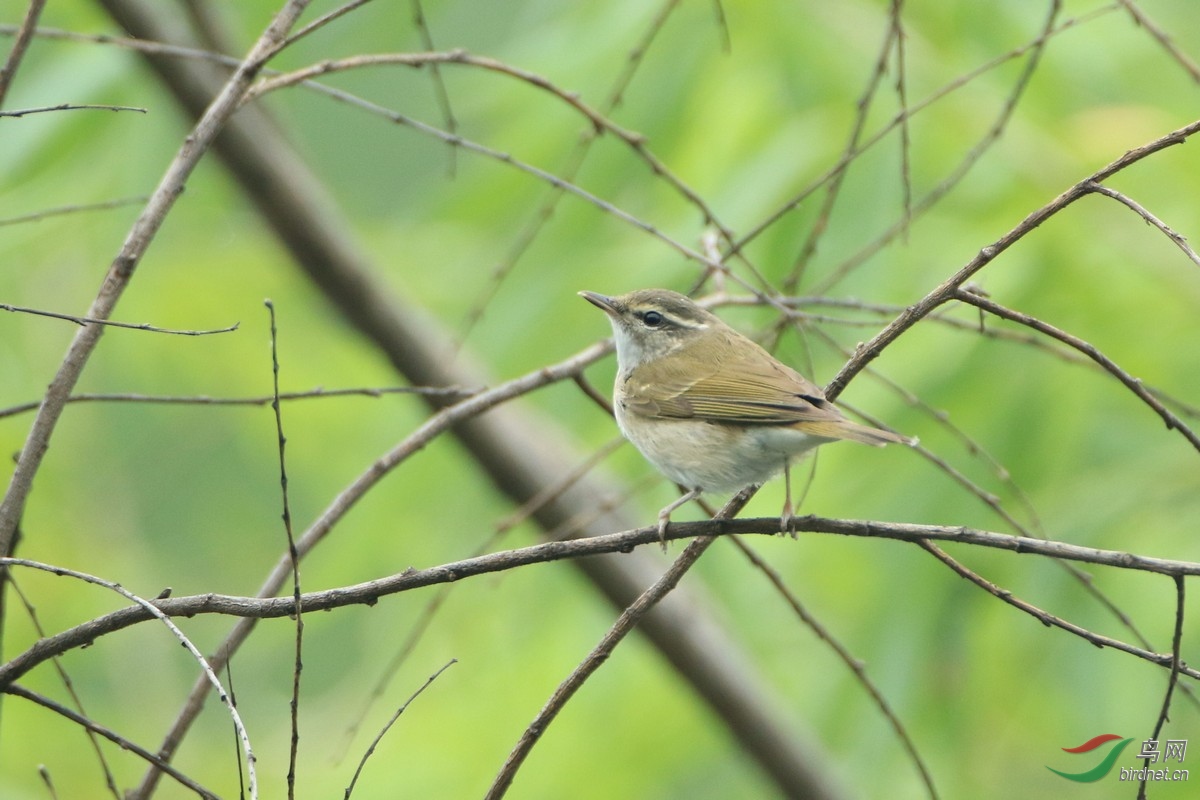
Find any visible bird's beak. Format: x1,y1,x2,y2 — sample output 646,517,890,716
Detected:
579,290,621,317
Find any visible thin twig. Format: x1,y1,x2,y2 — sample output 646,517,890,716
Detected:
0,22,242,67
823,114,1200,401
0,302,238,335
5,684,219,799
246,51,642,141
733,3,1107,265
0,0,316,558
1117,0,1200,83
0,558,257,796
483,490,755,799
812,0,1063,295
226,664,247,800
0,102,146,117
571,372,613,416
265,301,304,800
0,0,47,106
251,46,741,248
782,0,904,293
0,303,236,335
1138,575,1185,800
729,537,938,799
783,295,1200,421
243,49,775,290
282,0,377,49
495,437,627,539
891,0,913,241
0,195,150,227
7,578,121,800
953,289,1200,453
37,765,57,800
1086,181,1200,269
808,324,1042,536
410,0,457,177
6,21,724,304
309,80,724,273
0,386,479,421
122,340,609,790
455,0,685,349
333,438,625,761
823,338,1182,701
343,659,457,799
334,586,453,761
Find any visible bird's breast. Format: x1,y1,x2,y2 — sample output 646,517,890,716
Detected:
614,406,824,492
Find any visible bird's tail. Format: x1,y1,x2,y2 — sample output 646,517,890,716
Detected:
833,419,917,448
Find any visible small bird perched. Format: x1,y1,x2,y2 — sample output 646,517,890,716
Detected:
580,288,912,542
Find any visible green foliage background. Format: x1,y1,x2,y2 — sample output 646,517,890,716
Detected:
2,1,1199,798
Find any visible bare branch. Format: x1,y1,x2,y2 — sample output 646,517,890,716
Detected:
0,386,479,421
409,0,458,177
734,3,1106,265
5,516,1198,689
0,102,146,117
0,23,241,67
0,558,257,795
283,0,377,49
456,0,691,348
918,541,1182,679
6,578,122,799
4,684,219,800
782,0,906,292
954,288,1200,453
1117,0,1200,82
484,490,768,800
343,659,456,799
0,0,48,105
243,50,759,289
1086,181,1200,269
0,302,238,335
813,0,1063,294
0,0,316,556
0,195,150,227
730,537,938,799
890,0,912,240
1139,575,1186,798
264,300,304,800
824,114,1200,401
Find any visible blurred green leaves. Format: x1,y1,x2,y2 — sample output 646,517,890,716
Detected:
2,1,1200,798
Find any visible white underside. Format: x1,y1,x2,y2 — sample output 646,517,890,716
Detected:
615,406,827,492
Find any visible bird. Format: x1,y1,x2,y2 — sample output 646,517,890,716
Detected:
580,288,912,544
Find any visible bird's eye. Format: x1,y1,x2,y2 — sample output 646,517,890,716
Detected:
642,311,664,328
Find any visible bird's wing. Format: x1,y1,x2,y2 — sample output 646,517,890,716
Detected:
623,332,838,425
622,328,909,446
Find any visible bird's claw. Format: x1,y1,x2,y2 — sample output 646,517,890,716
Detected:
657,514,670,552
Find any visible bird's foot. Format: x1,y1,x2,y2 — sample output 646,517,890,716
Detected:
780,499,795,537
655,487,702,552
